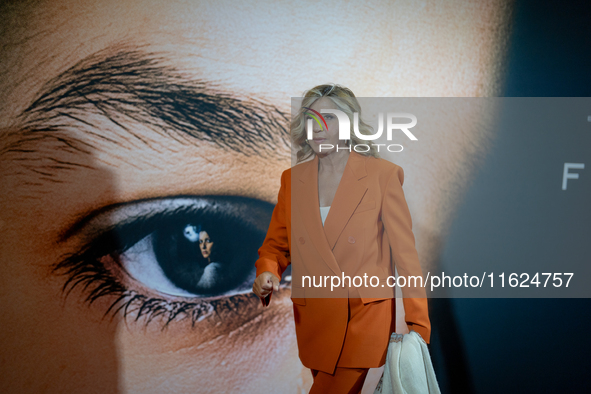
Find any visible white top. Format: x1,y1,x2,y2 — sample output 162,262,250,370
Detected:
320,206,331,226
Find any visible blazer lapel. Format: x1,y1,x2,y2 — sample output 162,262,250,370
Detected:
295,154,342,276
323,151,368,250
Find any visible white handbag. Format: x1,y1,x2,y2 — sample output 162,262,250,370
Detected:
374,331,441,394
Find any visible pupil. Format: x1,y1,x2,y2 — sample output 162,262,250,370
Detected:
150,211,269,296
153,223,226,295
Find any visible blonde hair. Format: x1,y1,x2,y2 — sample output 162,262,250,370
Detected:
292,84,380,163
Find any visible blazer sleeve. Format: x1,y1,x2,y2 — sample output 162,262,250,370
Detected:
255,169,291,280
382,165,431,343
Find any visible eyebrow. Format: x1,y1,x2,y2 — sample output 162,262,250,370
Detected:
8,45,290,163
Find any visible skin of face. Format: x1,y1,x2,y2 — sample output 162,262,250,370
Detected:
0,0,513,393
199,231,213,260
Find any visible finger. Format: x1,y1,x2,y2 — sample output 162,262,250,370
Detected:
258,285,271,296
253,282,269,297
271,275,280,292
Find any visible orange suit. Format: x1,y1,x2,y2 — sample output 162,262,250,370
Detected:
255,151,430,374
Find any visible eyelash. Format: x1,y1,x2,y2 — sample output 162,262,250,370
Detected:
54,240,228,330
52,199,271,328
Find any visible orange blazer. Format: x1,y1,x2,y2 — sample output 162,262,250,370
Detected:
255,150,431,373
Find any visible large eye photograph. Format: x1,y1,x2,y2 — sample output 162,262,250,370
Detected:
55,197,274,325
1,0,590,393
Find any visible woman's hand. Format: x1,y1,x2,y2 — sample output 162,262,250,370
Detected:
252,271,280,301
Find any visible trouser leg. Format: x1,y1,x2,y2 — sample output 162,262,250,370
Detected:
309,367,369,394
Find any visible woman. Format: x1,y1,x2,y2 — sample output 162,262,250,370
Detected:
196,228,223,290
253,84,431,393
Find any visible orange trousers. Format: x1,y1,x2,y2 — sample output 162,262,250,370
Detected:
309,296,387,393
309,367,369,394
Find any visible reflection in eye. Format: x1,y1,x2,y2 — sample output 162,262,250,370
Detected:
54,197,274,326
124,213,257,297
184,225,199,242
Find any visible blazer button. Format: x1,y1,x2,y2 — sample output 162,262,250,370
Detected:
348,236,356,244
299,237,306,244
